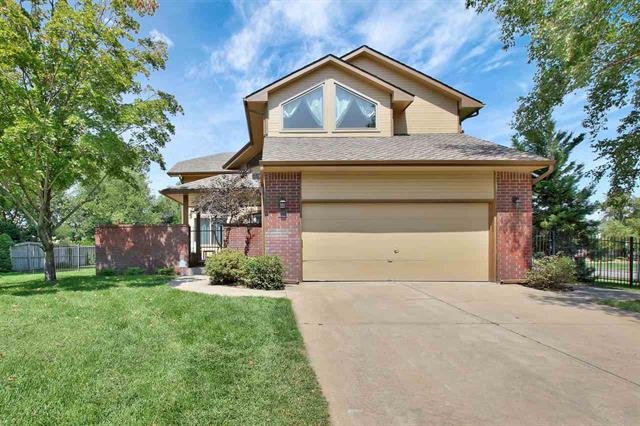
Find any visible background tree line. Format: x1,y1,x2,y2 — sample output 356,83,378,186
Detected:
0,171,180,245
468,0,639,242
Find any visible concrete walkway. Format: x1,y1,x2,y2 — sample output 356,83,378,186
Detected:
288,281,640,426
168,275,286,298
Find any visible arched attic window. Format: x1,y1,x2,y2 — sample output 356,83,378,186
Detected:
282,85,323,129
335,84,376,129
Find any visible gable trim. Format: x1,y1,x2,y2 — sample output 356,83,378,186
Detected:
244,54,414,103
341,45,484,108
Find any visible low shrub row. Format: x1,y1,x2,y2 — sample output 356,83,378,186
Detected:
204,249,285,290
97,266,176,277
526,254,576,290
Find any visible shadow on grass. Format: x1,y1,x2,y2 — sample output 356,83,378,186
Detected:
0,273,168,297
526,287,640,321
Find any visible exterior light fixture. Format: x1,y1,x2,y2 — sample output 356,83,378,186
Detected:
512,196,521,209
279,198,287,218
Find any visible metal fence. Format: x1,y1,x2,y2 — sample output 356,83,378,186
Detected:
533,232,639,286
10,242,96,272
190,227,225,264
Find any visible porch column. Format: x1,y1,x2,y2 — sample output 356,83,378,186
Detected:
195,212,202,263
182,194,189,225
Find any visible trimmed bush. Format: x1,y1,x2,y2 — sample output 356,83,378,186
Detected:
205,249,247,285
97,267,116,277
124,267,145,276
526,255,576,289
244,256,285,290
155,266,176,276
0,233,14,272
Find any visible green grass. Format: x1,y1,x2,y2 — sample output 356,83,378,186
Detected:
589,280,640,292
598,299,640,313
0,270,328,425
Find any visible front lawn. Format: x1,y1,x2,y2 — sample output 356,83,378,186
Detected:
598,299,640,313
0,270,328,425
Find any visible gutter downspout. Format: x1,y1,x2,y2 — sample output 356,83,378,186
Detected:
532,161,556,185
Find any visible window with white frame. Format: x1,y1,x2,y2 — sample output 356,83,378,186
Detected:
282,86,323,129
335,84,376,129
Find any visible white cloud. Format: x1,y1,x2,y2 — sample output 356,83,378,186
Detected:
150,29,174,48
480,49,514,72
187,0,500,96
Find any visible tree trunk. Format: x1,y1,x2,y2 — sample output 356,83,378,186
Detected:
38,187,57,284
42,239,57,283
223,226,230,248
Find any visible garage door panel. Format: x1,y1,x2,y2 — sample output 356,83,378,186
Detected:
303,231,488,261
302,203,489,281
303,203,488,233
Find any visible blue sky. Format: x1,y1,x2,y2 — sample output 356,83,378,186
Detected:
139,0,617,204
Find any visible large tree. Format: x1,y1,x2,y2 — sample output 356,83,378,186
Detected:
599,193,640,239
0,0,181,282
59,172,180,242
468,0,640,192
0,195,36,242
513,120,597,239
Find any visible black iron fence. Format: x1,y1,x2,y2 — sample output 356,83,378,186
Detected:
190,226,225,264
533,232,639,286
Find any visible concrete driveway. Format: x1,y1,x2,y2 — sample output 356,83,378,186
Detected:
286,282,640,426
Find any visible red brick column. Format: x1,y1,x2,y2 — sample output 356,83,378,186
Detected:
263,172,301,282
496,172,532,282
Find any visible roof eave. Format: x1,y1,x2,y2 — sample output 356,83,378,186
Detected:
260,159,553,167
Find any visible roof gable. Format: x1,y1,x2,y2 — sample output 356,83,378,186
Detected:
342,46,484,111
244,55,413,104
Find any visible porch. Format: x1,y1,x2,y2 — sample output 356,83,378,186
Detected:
161,189,262,266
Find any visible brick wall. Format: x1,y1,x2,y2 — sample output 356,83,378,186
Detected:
263,172,301,282
496,172,533,281
225,226,263,256
95,225,189,274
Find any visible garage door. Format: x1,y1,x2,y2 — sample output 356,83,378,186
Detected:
302,203,490,281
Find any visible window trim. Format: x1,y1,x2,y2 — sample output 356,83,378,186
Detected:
280,83,326,132
333,82,379,131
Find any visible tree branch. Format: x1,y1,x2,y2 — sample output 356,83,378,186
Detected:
0,182,38,226
54,174,108,229
602,50,640,70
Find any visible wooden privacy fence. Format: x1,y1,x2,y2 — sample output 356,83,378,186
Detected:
10,242,96,272
533,232,639,287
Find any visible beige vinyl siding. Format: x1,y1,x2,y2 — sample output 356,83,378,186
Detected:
267,63,392,137
301,171,494,201
348,55,459,134
302,202,490,281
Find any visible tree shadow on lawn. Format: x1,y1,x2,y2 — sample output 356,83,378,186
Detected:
526,288,640,321
0,273,168,297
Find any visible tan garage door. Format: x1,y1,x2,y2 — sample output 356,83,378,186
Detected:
302,203,490,281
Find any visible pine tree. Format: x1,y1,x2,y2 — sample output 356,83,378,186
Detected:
513,121,597,240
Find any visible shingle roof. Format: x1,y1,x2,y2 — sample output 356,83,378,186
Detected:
160,174,259,194
167,152,235,175
262,134,550,163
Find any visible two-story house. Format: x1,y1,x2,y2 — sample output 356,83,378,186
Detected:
161,46,553,283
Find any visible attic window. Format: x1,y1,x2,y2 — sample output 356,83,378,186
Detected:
282,86,323,129
335,84,376,129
